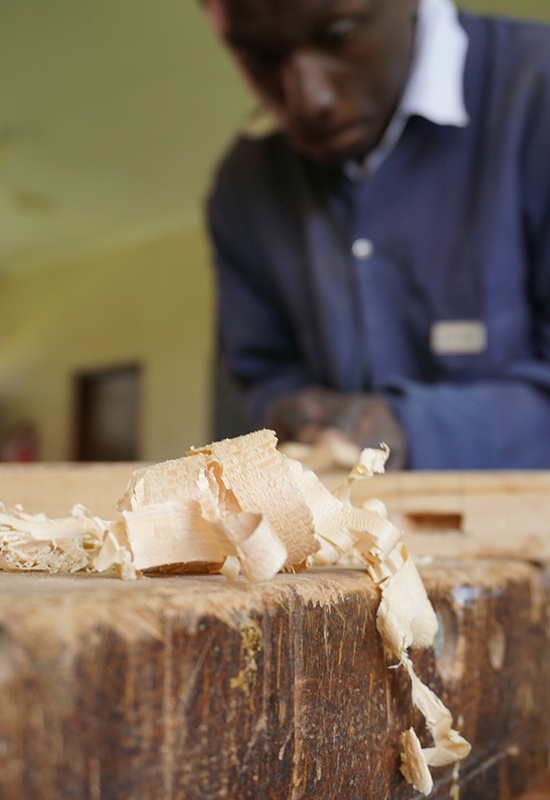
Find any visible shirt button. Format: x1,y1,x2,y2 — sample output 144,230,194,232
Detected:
352,238,374,260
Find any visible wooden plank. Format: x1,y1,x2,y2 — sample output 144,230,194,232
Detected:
0,560,549,800
321,471,550,561
0,463,143,518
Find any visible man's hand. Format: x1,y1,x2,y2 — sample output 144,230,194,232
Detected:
266,387,408,470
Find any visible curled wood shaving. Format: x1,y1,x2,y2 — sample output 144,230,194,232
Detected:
400,728,434,794
369,542,439,654
333,442,390,503
285,455,401,565
398,655,471,794
122,500,287,583
218,511,288,582
123,499,229,570
120,429,318,579
220,554,241,581
404,653,472,767
189,430,319,566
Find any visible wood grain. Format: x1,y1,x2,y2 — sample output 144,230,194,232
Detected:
521,771,550,799
0,560,548,800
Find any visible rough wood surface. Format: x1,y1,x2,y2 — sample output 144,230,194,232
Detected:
521,772,550,799
0,560,548,800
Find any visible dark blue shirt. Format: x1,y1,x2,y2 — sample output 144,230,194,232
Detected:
207,12,550,469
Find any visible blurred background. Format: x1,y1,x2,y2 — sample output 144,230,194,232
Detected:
0,0,547,462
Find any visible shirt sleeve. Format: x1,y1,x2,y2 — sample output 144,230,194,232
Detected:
381,376,550,468
206,155,314,426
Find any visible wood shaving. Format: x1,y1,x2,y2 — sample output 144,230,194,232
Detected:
279,437,362,472
0,428,470,793
400,728,434,794
0,502,135,579
369,542,439,655
120,429,318,573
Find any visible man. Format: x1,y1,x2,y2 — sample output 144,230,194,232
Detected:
204,0,550,469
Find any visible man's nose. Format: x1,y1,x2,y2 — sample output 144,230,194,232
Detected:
281,50,336,122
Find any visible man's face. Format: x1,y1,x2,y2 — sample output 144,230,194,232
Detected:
206,0,419,164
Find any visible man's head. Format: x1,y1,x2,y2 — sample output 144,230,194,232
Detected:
204,0,419,164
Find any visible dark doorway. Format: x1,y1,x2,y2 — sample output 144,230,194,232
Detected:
73,364,141,461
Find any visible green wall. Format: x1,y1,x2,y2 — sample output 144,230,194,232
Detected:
459,0,550,19
0,223,214,462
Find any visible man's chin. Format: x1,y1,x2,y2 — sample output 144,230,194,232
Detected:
287,129,377,166
292,143,369,168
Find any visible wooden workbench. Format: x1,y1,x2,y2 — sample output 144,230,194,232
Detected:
0,560,549,800
1,464,550,799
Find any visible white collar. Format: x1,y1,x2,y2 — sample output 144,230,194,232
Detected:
402,0,469,127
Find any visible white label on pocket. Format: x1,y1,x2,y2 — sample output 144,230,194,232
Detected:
430,320,487,355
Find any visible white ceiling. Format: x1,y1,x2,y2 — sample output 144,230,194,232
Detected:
0,0,253,275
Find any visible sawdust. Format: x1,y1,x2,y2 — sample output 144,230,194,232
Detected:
229,619,263,694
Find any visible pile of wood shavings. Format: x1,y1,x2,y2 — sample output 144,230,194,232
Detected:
0,429,470,794
0,503,134,579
